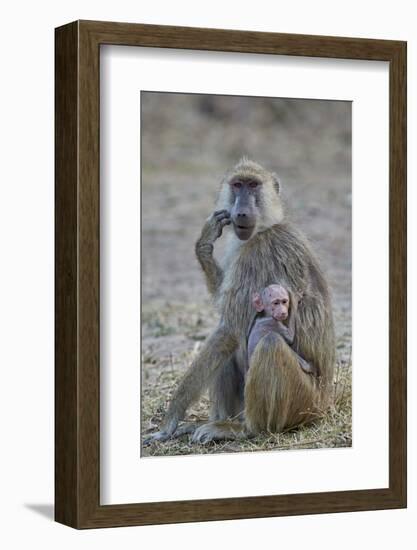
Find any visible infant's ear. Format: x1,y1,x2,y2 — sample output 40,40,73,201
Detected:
252,292,264,312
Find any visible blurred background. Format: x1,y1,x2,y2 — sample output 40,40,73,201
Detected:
141,92,352,456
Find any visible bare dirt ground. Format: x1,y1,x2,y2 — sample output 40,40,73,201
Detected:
140,93,352,456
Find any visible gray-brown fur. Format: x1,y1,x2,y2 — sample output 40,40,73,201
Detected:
219,225,333,386
245,333,319,433
247,287,317,377
144,159,335,445
191,332,319,444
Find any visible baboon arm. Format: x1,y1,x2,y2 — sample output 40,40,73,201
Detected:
195,241,224,295
276,322,294,345
279,297,318,376
249,318,293,359
195,210,231,295
143,326,238,445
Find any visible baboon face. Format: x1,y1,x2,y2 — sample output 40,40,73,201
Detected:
229,177,261,240
253,284,290,321
216,160,284,240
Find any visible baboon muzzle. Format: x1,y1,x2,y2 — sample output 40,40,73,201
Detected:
231,194,256,240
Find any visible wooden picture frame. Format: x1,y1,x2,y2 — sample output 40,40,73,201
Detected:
55,20,407,528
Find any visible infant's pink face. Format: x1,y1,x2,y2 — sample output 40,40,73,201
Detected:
262,285,290,321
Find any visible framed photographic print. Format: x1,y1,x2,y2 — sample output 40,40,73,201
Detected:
55,20,406,528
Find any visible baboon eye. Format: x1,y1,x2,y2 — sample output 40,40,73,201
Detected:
249,181,258,188
232,181,242,189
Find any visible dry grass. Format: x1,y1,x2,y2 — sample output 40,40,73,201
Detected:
141,303,352,457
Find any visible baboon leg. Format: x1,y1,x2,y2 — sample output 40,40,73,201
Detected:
245,333,318,434
183,358,244,442
191,333,319,444
209,356,245,421
143,325,238,445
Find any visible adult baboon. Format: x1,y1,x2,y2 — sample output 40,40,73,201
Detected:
145,159,335,444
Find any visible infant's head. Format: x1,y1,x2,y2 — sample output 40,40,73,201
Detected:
252,284,290,322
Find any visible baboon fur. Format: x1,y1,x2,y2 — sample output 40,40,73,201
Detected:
149,159,335,444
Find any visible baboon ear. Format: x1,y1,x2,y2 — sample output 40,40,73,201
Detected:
252,292,265,312
271,173,280,195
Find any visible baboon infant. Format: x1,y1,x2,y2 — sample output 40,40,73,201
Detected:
248,284,317,376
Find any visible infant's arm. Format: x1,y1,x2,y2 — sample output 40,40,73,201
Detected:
275,321,293,345
248,317,318,376
298,356,318,376
248,318,277,361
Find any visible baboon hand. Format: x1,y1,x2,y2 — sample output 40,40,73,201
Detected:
198,210,231,247
142,430,172,446
173,422,201,437
142,417,179,446
191,423,218,444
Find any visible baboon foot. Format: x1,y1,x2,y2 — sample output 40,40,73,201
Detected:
173,421,203,437
192,421,246,444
